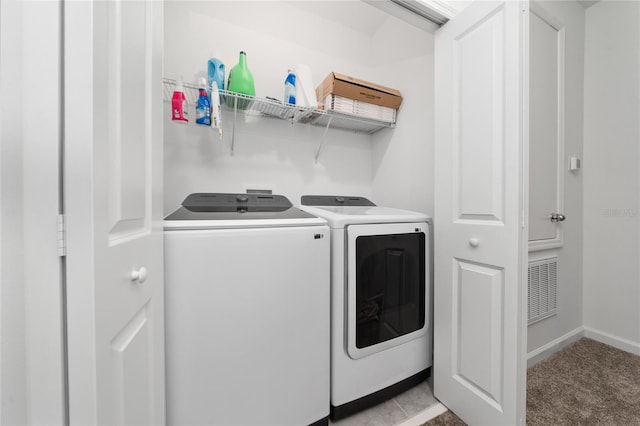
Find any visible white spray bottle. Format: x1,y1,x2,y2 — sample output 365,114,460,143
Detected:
210,80,223,138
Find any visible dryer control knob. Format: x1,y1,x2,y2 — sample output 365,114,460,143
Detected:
335,196,345,203
236,194,249,202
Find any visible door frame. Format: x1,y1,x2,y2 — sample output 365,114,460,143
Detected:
63,0,101,420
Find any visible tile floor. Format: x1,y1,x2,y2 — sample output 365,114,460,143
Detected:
330,376,439,426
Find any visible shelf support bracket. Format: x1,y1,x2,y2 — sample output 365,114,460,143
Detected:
314,116,333,163
230,96,238,155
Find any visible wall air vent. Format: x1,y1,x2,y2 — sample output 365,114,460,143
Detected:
528,258,558,325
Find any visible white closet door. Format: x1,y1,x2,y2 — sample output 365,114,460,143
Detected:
434,1,529,424
64,1,165,424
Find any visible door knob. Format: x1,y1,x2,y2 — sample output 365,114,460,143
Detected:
131,267,147,284
550,213,566,223
469,238,480,248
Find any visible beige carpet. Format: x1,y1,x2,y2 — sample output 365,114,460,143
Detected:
422,410,465,425
423,338,640,425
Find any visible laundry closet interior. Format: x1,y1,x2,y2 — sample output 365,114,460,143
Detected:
163,2,438,424
164,1,638,422
2,0,639,425
160,0,638,423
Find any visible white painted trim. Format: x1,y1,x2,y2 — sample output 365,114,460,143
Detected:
518,2,531,424
64,1,99,424
527,251,560,263
395,402,448,426
531,1,565,31
583,327,640,356
0,13,3,423
0,0,28,422
526,326,584,367
528,238,563,252
417,0,460,19
362,1,440,33
23,1,66,424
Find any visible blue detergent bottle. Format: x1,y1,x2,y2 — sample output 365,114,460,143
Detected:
195,78,211,126
284,70,296,105
207,56,225,101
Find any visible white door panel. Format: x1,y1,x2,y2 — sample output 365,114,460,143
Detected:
528,4,564,248
107,0,151,237
454,7,505,222
109,305,153,426
435,1,528,424
454,260,504,407
65,0,165,424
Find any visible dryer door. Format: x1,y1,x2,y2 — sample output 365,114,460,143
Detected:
346,222,429,359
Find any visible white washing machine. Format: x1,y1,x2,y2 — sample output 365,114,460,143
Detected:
300,195,432,420
164,193,330,426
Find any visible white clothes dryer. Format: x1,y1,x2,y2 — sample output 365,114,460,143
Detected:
164,193,330,426
300,195,432,420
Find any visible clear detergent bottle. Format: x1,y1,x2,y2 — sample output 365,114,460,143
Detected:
284,70,296,105
195,78,211,126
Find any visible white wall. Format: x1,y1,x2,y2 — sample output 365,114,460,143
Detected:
583,0,640,353
371,18,434,215
526,1,585,358
163,1,434,214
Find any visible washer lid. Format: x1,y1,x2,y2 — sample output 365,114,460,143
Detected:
181,192,293,213
165,193,325,229
301,195,375,207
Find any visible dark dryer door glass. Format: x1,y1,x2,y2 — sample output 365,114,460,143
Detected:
355,232,426,349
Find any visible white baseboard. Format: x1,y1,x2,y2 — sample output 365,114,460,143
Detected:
583,327,640,356
527,326,585,367
395,402,448,426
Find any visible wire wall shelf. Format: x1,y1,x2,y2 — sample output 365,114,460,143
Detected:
163,78,396,161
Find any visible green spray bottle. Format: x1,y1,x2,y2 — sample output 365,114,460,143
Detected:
226,51,255,110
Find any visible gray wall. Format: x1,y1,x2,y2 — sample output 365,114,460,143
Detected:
583,0,640,353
